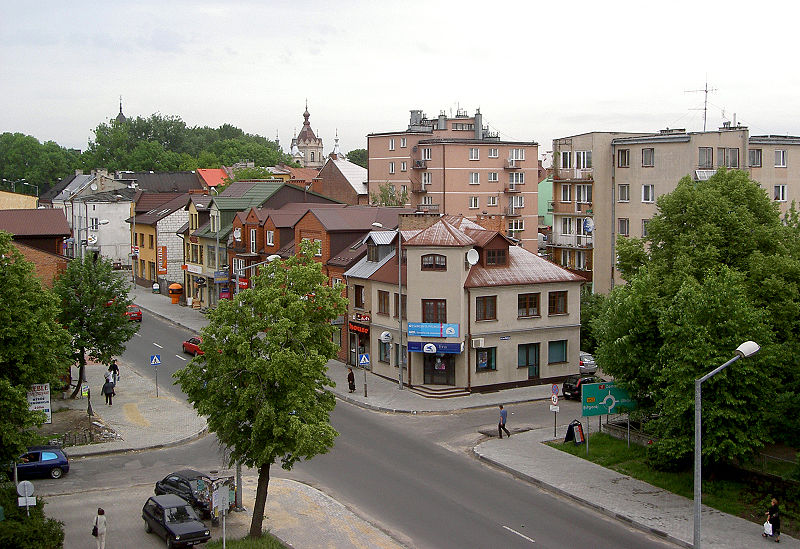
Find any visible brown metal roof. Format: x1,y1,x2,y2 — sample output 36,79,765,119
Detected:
307,206,416,232
135,192,184,214
0,209,70,237
465,246,586,287
133,194,190,225
404,219,477,247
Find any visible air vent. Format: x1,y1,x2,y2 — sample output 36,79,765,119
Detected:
471,338,484,348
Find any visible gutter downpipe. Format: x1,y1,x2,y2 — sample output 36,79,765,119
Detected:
610,144,616,290
442,144,446,214
466,287,471,391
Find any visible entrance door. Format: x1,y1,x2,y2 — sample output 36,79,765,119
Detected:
423,354,454,385
519,343,540,380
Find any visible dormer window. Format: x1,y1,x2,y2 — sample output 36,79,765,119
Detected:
367,244,379,262
486,249,507,266
421,254,447,271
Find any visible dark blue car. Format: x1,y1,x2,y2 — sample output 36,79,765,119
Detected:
14,446,70,479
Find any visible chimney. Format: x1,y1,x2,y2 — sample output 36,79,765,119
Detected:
474,109,482,139
409,110,422,126
438,111,447,130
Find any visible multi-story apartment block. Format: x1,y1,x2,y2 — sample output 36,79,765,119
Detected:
552,125,800,293
367,108,539,249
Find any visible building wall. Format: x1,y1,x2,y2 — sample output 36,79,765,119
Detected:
157,210,189,285
12,241,69,287
313,162,360,205
749,138,800,215
80,200,133,264
0,191,37,209
135,224,157,283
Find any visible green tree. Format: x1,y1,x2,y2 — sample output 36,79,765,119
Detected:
346,148,367,168
369,182,408,206
0,483,64,548
0,133,80,194
174,241,347,538
53,256,139,398
579,285,605,353
0,232,72,464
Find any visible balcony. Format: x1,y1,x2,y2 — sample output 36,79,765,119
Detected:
411,181,428,193
504,205,521,217
554,168,593,181
504,159,523,170
412,159,427,169
504,183,521,193
551,201,593,214
547,234,593,248
416,203,439,213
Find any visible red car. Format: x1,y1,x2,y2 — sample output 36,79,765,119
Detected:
125,305,142,322
182,337,204,356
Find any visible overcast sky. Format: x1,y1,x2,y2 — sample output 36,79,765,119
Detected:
2,1,798,160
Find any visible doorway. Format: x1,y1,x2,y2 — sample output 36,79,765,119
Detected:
423,354,454,385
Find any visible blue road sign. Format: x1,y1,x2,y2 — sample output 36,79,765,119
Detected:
150,355,161,366
358,354,370,366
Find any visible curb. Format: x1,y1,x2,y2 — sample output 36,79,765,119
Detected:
68,425,209,459
132,298,201,334
334,391,552,415
471,445,691,549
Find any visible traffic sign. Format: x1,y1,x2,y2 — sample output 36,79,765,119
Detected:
551,384,559,395
550,405,560,412
150,355,161,366
581,381,637,417
551,394,559,405
358,354,370,366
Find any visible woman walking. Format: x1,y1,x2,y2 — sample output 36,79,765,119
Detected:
763,497,781,542
93,508,107,549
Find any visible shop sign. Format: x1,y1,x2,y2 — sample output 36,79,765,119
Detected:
213,270,229,283
186,263,202,274
238,278,249,289
219,287,231,299
407,322,460,338
408,341,463,354
348,321,370,335
157,246,167,275
27,383,51,424
352,313,371,323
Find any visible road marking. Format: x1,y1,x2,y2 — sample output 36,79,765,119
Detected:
503,526,535,543
153,343,163,348
175,355,187,361
134,333,141,337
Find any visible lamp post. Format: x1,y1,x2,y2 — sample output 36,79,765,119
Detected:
76,219,109,260
2,178,25,193
21,181,38,197
693,340,760,548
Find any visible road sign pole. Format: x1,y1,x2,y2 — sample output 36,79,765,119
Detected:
155,364,158,398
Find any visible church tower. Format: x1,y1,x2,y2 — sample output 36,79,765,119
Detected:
115,96,127,124
293,102,323,168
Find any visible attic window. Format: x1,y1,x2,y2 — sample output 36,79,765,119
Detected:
367,244,379,262
486,249,507,266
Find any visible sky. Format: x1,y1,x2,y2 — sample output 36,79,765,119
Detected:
2,1,799,160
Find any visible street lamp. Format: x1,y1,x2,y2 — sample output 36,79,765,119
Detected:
2,178,25,193
693,340,760,548
234,254,281,294
75,219,109,260
21,181,38,197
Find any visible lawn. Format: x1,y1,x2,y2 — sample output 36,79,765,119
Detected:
206,532,287,549
549,433,798,538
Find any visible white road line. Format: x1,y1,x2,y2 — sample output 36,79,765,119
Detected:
153,343,163,349
175,355,187,361
134,333,141,337
503,526,535,543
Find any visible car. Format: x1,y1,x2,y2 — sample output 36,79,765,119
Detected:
155,470,212,516
13,445,70,479
579,351,597,374
182,337,203,356
142,494,211,548
562,374,606,400
125,305,142,322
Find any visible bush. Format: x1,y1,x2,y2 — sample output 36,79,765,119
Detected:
0,482,64,549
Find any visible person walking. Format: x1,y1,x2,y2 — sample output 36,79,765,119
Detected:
347,367,356,393
764,497,781,542
108,359,120,383
93,507,107,549
498,404,511,438
102,380,115,405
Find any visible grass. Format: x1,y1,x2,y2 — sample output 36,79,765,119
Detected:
206,532,287,549
549,433,799,536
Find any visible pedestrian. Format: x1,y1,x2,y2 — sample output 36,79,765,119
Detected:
93,507,107,549
498,404,510,438
763,497,781,542
102,380,115,405
347,367,356,393
108,359,120,383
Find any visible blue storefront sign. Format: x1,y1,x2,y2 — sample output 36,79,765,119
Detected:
407,322,460,338
214,270,229,283
408,341,464,354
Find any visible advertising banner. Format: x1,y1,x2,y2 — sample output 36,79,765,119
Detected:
27,383,51,424
407,322,460,338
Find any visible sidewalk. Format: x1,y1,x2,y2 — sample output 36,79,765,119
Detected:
73,285,794,548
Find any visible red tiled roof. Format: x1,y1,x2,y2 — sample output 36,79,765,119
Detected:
286,167,320,183
0,209,70,237
196,168,228,187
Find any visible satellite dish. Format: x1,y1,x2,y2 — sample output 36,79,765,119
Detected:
233,227,242,241
90,183,98,191
466,248,479,265
583,218,595,234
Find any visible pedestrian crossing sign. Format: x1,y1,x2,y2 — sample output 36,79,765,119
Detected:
150,355,161,366
358,354,370,366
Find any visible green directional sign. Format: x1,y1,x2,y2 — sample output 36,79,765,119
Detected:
582,381,637,417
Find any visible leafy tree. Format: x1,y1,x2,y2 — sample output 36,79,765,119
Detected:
346,148,367,168
53,255,139,398
0,133,80,194
370,182,408,206
0,482,64,548
579,285,605,353
175,241,347,538
0,232,73,464
228,166,274,181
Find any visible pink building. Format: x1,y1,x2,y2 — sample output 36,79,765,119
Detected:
367,108,539,249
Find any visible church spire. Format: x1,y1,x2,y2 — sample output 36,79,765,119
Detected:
115,95,127,124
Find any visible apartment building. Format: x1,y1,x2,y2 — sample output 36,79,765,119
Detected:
552,125,800,293
367,108,539,249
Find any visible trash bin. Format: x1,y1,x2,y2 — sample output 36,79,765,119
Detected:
168,283,183,304
565,419,585,444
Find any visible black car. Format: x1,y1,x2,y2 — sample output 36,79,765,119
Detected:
12,446,70,479
155,470,212,516
142,494,211,548
562,374,606,400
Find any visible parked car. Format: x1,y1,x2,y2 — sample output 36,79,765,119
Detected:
562,374,606,400
125,305,142,322
13,446,70,479
154,470,212,517
182,337,203,356
142,494,211,548
579,351,597,374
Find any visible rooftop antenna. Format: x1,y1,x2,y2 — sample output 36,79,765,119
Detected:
685,76,717,131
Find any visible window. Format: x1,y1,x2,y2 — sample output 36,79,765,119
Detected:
749,148,762,167
469,172,480,185
560,151,572,169
576,184,592,203
509,148,525,161
718,147,739,168
422,148,432,160
508,219,524,233
511,195,524,209
206,245,216,267
233,258,245,276
509,172,524,184
422,195,433,205
422,299,447,323
190,212,198,230
618,184,630,202
618,218,630,236
421,253,447,270
775,149,787,168
617,149,630,168
469,147,479,160
699,147,713,168
575,150,592,169
469,196,479,209
367,244,379,262
422,172,432,186
476,296,497,321
379,341,391,363
395,343,407,368
518,343,540,375
548,340,567,363
561,217,573,235
266,230,274,246
775,185,787,202
518,293,540,317
191,244,199,263
561,184,572,202
401,161,407,172
354,285,365,309
90,217,99,230
389,138,395,151
575,250,587,270
642,219,650,237
488,172,498,182
488,148,499,158
487,196,498,207
728,148,739,168
377,290,390,315
393,293,407,319
639,148,653,167
400,137,407,148
149,234,154,249
250,228,257,253
389,162,395,174
476,347,497,371
314,239,322,257
642,184,655,203
486,249,507,266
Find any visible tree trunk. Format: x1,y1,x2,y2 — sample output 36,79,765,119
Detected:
69,348,87,399
248,462,271,538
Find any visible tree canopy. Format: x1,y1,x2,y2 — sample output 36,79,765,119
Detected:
592,169,800,469
346,148,367,168
0,133,80,195
174,241,347,538
370,182,408,207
